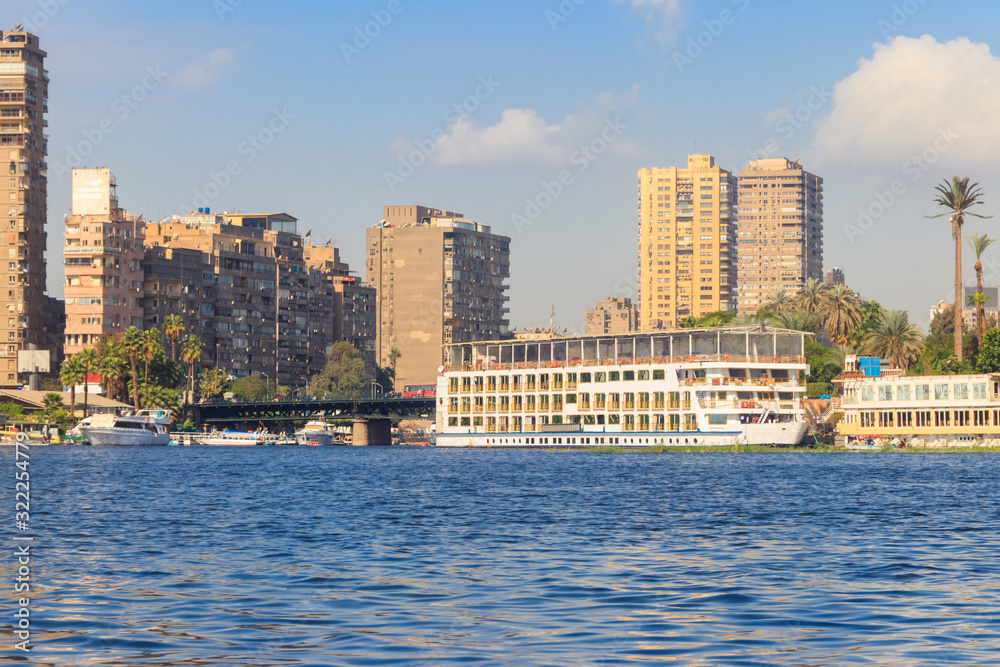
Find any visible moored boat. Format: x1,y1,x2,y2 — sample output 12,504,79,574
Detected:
82,409,172,446
295,421,344,446
436,327,810,448
195,430,266,446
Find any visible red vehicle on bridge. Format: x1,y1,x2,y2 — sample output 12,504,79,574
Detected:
402,384,436,398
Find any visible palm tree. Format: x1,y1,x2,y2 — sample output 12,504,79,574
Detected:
76,347,97,418
926,177,993,362
775,310,822,333
163,314,184,362
180,335,204,405
965,232,996,344
794,278,827,313
58,354,85,419
388,347,401,377
95,335,127,404
122,327,145,411
764,287,793,313
142,328,163,388
820,284,863,343
42,392,64,414
862,310,925,371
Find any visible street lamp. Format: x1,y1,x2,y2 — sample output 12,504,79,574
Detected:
262,372,270,398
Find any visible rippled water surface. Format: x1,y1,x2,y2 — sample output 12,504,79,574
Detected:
5,446,1000,665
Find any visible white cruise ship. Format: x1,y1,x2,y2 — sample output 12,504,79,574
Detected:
435,327,810,448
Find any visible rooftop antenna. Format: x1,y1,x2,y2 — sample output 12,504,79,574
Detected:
549,303,555,331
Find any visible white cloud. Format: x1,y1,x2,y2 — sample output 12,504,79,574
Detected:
618,0,686,47
812,35,1000,168
404,88,642,168
174,48,238,90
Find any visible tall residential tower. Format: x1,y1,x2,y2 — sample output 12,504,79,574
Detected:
638,155,737,329
366,205,510,389
0,29,48,387
736,158,823,314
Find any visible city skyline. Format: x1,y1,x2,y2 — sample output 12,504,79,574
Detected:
14,0,1000,332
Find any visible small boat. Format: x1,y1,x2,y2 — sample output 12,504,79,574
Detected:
295,421,344,446
82,410,172,446
196,430,266,446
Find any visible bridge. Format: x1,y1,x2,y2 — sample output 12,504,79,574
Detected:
192,397,436,446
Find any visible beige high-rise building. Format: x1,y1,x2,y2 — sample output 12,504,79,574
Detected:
637,155,737,330
0,29,48,387
584,297,637,335
64,169,145,355
736,158,823,314
366,205,510,389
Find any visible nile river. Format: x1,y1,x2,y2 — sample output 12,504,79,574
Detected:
5,446,1000,665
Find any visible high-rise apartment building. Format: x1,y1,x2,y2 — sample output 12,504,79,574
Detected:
63,169,145,355
736,158,823,314
142,212,374,388
0,29,48,387
366,205,510,389
303,243,377,383
638,155,737,330
584,297,637,335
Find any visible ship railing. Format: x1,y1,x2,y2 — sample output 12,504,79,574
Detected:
442,354,806,373
685,377,803,388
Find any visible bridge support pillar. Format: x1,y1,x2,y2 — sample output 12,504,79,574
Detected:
352,418,392,446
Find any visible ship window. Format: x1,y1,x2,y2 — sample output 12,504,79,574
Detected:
595,372,606,382
915,384,929,400
778,392,793,400
737,392,753,400
897,385,911,400
728,368,746,378
973,383,987,399
623,371,635,381
934,384,949,400
580,373,591,383
708,414,727,425
653,370,665,380
638,370,650,380
954,383,969,400
609,372,620,381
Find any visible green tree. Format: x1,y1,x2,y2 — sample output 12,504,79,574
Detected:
142,328,163,388
140,385,182,417
163,314,185,362
122,327,145,411
231,375,269,399
966,232,996,345
775,309,823,333
925,176,993,362
58,354,85,418
0,402,25,418
198,368,229,399
794,278,827,313
376,365,395,393
76,347,98,418
180,335,204,403
820,285,863,343
311,342,366,398
975,328,1000,373
862,310,925,371
96,334,128,404
764,287,793,313
388,347,402,377
677,316,698,328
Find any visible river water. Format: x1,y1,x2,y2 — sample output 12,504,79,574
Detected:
5,446,1000,665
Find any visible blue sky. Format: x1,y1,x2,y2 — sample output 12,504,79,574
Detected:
13,0,1000,331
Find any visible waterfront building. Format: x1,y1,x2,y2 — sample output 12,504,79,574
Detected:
0,29,48,388
436,326,810,447
834,364,1000,446
63,169,145,355
929,286,1000,330
584,297,637,335
366,205,510,389
737,158,820,315
637,155,738,330
736,158,824,315
143,212,373,387
303,243,376,384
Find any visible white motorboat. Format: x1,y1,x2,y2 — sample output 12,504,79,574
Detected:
295,421,343,446
195,430,266,446
82,410,172,446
